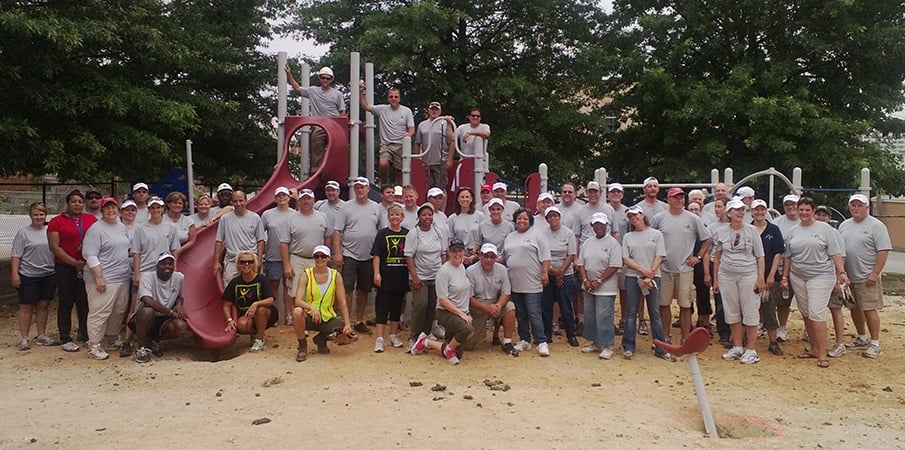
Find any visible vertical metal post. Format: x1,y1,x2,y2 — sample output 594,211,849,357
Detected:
277,52,287,164
768,167,775,210
724,168,734,187
402,136,412,186
538,163,548,193
300,63,311,179
792,167,802,194
186,139,195,213
710,168,720,187
365,63,376,181
473,136,486,210
860,168,871,198
42,182,47,208
350,52,361,191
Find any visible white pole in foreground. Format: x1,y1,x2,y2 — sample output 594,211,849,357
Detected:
688,354,719,439
365,63,375,181
186,139,194,213
538,163,548,193
350,52,361,190
277,52,288,164
299,63,311,179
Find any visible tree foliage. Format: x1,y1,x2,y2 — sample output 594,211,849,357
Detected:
0,0,283,183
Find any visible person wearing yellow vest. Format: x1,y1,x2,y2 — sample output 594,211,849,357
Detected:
291,245,353,361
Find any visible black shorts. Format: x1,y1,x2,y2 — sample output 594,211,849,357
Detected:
17,273,56,305
128,315,173,339
341,257,374,293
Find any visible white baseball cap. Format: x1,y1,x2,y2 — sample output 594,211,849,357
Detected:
849,193,869,205
626,205,643,215
393,186,403,196
274,186,290,196
642,177,658,187
492,182,507,192
608,183,624,192
427,187,444,198
537,192,555,203
782,194,800,204
352,177,370,186
299,189,315,198
313,245,331,257
148,198,165,208
486,198,504,209
480,243,499,255
726,199,746,211
157,252,175,263
120,199,137,210
586,181,601,191
736,186,755,197
217,183,233,193
325,180,341,190
132,182,149,192
751,199,768,209
590,212,609,225
316,67,334,78
544,206,562,217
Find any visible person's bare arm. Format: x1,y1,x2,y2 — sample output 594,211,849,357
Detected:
10,257,21,288
284,64,301,93
359,84,373,112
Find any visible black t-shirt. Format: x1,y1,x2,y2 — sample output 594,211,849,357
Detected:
222,273,274,313
759,222,784,282
371,226,410,292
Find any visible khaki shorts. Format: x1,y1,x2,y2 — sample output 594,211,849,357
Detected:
852,281,883,311
659,271,694,308
379,143,403,170
465,301,515,349
828,290,846,309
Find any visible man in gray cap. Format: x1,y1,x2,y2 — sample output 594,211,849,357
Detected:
414,101,455,190
284,64,346,169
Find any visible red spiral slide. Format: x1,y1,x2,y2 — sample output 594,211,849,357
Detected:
179,116,349,354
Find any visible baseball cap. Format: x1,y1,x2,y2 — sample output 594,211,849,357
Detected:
736,186,755,197
849,193,869,204
586,181,601,191
449,238,466,250
427,187,444,198
608,183,624,192
132,182,149,192
157,252,175,263
642,177,658,187
782,194,800,204
417,202,435,215
486,198,504,209
217,183,233,193
352,177,370,186
100,197,118,208
325,180,341,190
274,186,290,196
480,184,492,192
316,67,334,78
313,245,331,257
394,186,403,196
667,187,685,197
429,101,441,109
590,212,609,225
148,197,165,208
120,199,137,210
299,189,315,198
751,199,768,209
480,243,499,255
815,205,830,214
537,192,555,203
86,187,101,195
626,205,643,215
492,182,507,192
726,199,746,211
544,206,562,217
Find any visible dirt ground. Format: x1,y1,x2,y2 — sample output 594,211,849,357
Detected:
1,267,904,449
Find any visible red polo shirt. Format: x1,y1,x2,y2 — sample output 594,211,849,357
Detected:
47,213,98,264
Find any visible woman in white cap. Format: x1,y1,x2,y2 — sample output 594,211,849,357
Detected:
120,199,138,239
575,212,621,358
291,245,353,361
479,197,514,252
448,187,485,265
11,203,57,350
781,197,847,368
503,208,551,356
541,206,579,347
82,197,132,360
751,199,786,356
405,202,448,349
713,199,766,364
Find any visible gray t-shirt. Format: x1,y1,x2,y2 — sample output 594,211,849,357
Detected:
784,221,842,279
435,262,472,312
432,210,448,235
651,210,711,273
314,199,345,231
467,262,511,303
479,219,515,251
262,208,295,262
135,271,184,317
190,212,211,228
543,225,577,277
286,210,331,257
636,199,669,219
503,228,551,293
482,199,520,223
82,220,132,284
455,123,491,156
404,224,447,280
215,211,266,264
557,202,583,234
772,214,800,238
573,202,616,246
297,86,345,117
371,104,414,144
334,199,382,260
135,207,150,224
165,214,194,245
131,221,179,274
401,206,420,232
609,203,630,241
622,227,667,278
839,215,892,283
414,119,449,166
578,234,623,295
713,224,765,273
448,211,485,248
11,225,54,277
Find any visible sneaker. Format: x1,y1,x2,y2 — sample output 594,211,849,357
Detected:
443,344,460,365
134,347,152,363
18,338,30,351
407,339,415,351
722,347,744,360
250,338,266,352
491,336,502,346
671,319,681,328
862,343,882,359
776,326,789,342
501,342,518,356
283,316,293,326
88,344,109,360
827,343,847,358
768,341,784,356
845,336,870,349
567,336,580,347
581,343,602,353
35,334,55,346
148,340,163,357
410,332,429,355
373,337,385,353
389,334,404,348
623,350,633,360
739,349,760,364
61,341,80,352
552,322,562,336
537,342,550,357
354,322,370,334
105,339,124,350
598,346,613,360
756,324,765,337
119,341,133,358
656,352,677,362
513,340,532,352
639,320,649,336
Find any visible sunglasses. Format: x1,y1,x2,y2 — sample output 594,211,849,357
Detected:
732,233,741,249
469,114,481,118
238,260,255,265
319,76,332,80
314,254,330,260
86,195,102,200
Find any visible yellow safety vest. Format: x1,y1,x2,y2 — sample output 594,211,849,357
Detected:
305,268,337,321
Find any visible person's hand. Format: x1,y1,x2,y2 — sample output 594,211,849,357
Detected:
780,278,789,289
550,268,562,279
460,312,472,325
446,159,454,170
712,281,720,295
866,271,880,286
76,260,87,272
245,303,257,318
187,225,197,241
640,268,654,279
225,319,237,332
374,273,382,287
283,63,292,76
838,272,850,288
541,272,549,286
95,276,106,293
359,82,366,93
755,279,766,294
765,278,775,289
310,309,322,324
487,303,501,318
342,323,352,336
283,264,294,280
411,275,423,292
704,273,712,287
173,304,187,321
213,261,222,275
333,255,344,269
684,256,699,267
556,276,565,288
10,273,20,288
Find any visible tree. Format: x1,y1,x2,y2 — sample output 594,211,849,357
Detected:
282,0,612,185
598,0,905,195
0,0,284,184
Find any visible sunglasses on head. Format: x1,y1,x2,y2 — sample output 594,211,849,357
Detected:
238,260,255,265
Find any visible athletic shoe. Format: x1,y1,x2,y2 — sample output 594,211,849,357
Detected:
537,342,550,357
656,352,677,362
567,336,580,347
373,337,385,353
61,341,80,352
35,334,55,346
250,338,265,352
845,336,870,349
410,332,429,355
827,343,847,358
513,340,532,352
443,344,460,365
389,334,404,348
722,347,744,360
581,343,602,353
623,350,633,360
354,322,370,334
768,341,784,356
491,336,502,346
105,339,124,350
552,322,562,336
776,326,789,342
598,346,613,360
88,344,109,360
134,347,152,363
756,324,765,337
501,342,518,356
119,341,133,358
739,349,760,364
148,340,163,357
407,339,415,351
671,319,681,328
283,316,293,326
18,338,30,351
639,320,649,336
862,343,882,359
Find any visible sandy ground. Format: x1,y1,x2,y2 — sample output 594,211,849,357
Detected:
1,295,904,450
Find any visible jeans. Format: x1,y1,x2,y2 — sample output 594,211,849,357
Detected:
622,276,668,356
542,274,576,340
513,291,546,345
583,292,615,346
56,264,89,343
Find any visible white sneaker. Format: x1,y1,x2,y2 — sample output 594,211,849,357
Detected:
862,343,882,359
284,316,293,326
537,342,550,357
722,347,744,360
845,336,870,349
250,338,265,352
18,338,30,351
827,343,847,358
61,341,80,352
35,334,55,346
88,344,109,360
776,326,789,342
374,337,385,353
623,350,633,360
739,349,760,364
388,334,404,348
513,340,532,352
581,343,602,353
598,346,613,360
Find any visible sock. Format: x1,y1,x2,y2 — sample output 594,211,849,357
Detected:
859,334,868,340
870,340,879,347
503,338,512,344
733,346,743,352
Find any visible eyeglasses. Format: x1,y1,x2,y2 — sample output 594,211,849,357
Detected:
469,114,481,118
732,233,741,249
319,76,332,80
238,260,255,265
314,254,330,260
86,195,101,200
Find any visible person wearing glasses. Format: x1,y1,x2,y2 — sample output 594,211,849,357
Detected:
455,108,490,160
712,199,765,364
291,245,353,361
413,101,455,190
359,85,415,185
223,251,278,353
84,188,103,219
284,65,346,170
